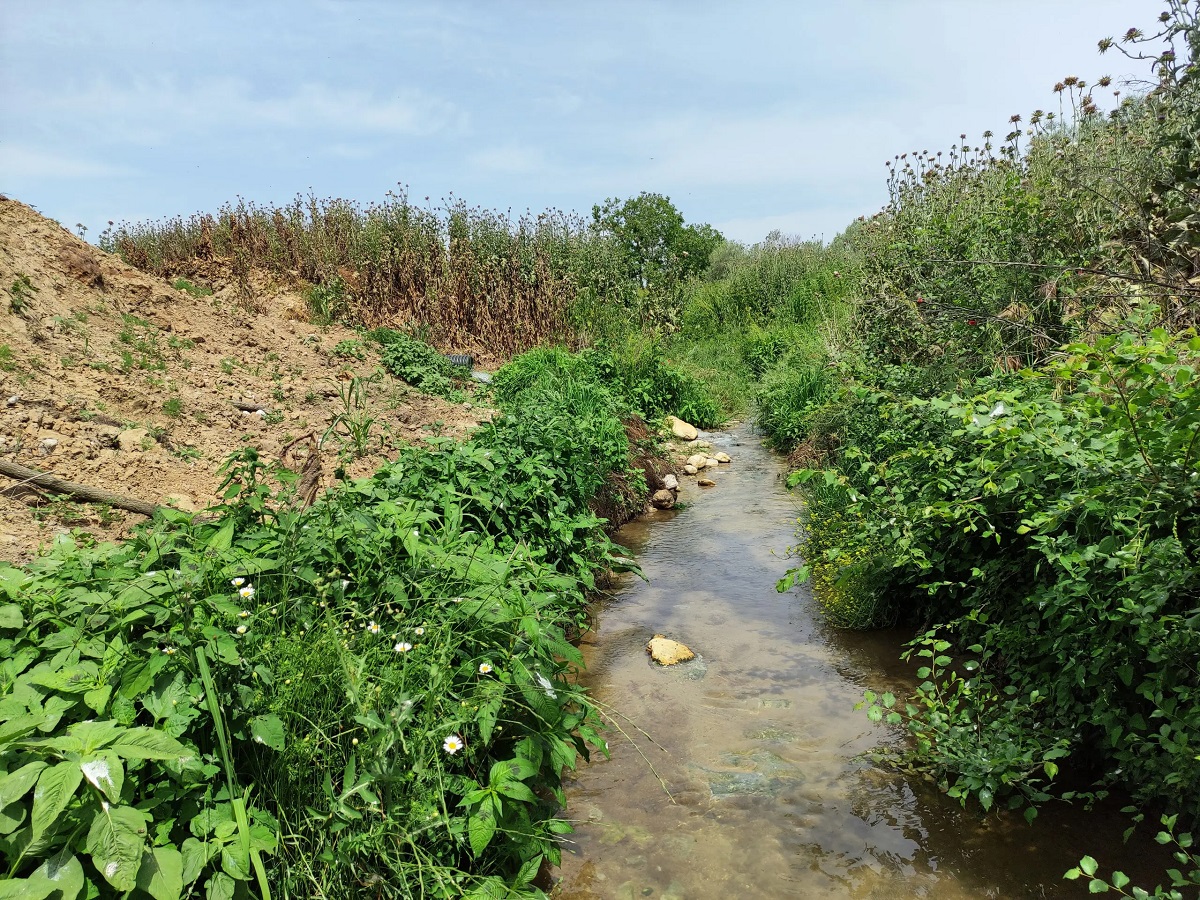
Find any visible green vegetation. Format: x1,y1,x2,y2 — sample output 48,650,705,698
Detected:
8,274,36,315
0,323,716,898
171,277,213,298
685,6,1200,895
35,3,1197,894
369,328,468,401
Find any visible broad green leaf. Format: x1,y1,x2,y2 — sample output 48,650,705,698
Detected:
468,811,497,857
30,847,85,900
69,720,124,754
205,872,236,900
79,752,124,805
32,761,83,840
207,520,235,552
83,685,112,716
978,788,994,812
0,567,28,600
495,780,537,804
1079,856,1098,877
136,846,184,900
0,761,47,807
181,837,213,886
111,727,191,760
0,715,46,747
0,800,27,835
248,715,285,752
85,805,149,892
515,853,543,886
0,877,54,900
219,844,251,881
0,604,23,630
1088,879,1110,893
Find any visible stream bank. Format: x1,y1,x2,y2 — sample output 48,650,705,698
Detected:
553,423,1168,899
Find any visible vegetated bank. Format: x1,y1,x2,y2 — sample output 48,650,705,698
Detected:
0,331,723,898
662,7,1199,895
1,195,728,896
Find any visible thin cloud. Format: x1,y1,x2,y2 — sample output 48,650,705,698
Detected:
0,145,134,181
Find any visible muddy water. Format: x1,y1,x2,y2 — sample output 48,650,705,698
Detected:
553,425,1165,899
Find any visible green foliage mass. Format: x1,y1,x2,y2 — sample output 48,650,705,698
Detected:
492,344,722,430
369,327,468,400
0,349,650,899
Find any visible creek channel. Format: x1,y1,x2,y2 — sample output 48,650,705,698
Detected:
551,423,1168,899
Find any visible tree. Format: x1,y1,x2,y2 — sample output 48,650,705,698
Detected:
591,192,723,289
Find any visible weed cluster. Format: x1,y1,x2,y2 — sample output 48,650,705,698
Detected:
0,344,653,898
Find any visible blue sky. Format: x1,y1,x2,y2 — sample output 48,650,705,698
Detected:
0,1,1164,245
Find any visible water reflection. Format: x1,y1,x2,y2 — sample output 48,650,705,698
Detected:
554,426,1167,899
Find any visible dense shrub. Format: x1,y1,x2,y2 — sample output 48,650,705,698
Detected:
0,346,652,899
785,328,1200,824
369,326,468,399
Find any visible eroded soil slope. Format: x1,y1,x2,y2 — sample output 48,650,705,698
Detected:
0,196,488,563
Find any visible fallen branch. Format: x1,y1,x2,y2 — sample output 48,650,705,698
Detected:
0,459,159,517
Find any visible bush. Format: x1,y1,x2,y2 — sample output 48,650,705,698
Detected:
369,327,467,399
0,345,653,899
790,328,1200,823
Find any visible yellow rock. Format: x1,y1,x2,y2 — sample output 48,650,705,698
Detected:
647,634,695,665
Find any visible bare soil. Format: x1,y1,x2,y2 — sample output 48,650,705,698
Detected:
0,196,490,564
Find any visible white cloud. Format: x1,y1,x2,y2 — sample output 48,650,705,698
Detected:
0,145,134,180
16,77,465,144
466,143,547,175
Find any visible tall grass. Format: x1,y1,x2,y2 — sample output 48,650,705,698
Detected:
103,191,632,358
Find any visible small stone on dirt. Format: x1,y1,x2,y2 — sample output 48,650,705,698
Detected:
667,415,698,441
39,438,58,454
714,451,732,463
647,634,696,665
116,428,152,453
683,464,698,475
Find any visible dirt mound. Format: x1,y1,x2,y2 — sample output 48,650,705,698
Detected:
0,196,489,563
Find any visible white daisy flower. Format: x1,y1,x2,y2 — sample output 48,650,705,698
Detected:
442,734,463,754
394,642,413,653
239,585,255,600
231,577,245,587
478,662,493,675
367,621,381,635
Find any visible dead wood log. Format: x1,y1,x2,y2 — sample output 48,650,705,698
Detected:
0,459,158,517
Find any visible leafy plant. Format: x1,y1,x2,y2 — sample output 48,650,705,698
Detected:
8,274,36,315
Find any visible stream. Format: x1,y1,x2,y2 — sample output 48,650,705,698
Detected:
552,424,1168,899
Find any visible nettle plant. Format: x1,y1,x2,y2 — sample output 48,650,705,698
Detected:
0,532,279,900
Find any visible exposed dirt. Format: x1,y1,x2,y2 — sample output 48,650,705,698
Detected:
0,196,490,564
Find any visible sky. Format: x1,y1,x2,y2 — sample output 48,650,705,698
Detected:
0,1,1166,246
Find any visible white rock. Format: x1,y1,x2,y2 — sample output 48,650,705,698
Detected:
714,451,732,463
667,416,698,441
647,634,695,666
686,453,708,469
39,438,58,454
683,464,698,475
662,473,679,491
704,457,720,468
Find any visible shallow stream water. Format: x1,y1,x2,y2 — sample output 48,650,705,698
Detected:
552,424,1167,899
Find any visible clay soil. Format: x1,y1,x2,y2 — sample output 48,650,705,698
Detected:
0,196,490,564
